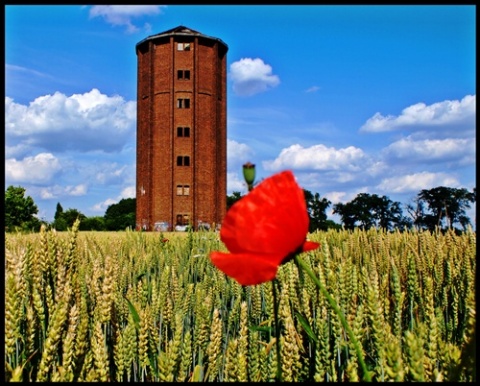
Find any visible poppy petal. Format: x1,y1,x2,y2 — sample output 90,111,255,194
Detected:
210,251,283,286
220,170,309,257
302,240,320,253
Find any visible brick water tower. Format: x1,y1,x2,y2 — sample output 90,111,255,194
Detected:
135,25,228,231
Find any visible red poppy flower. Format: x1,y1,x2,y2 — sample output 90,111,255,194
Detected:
210,170,320,286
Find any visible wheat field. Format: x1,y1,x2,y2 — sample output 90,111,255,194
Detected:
4,220,476,381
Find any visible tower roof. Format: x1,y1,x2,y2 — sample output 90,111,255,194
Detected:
136,25,228,51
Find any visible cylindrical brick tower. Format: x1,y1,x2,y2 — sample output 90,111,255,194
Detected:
135,25,228,231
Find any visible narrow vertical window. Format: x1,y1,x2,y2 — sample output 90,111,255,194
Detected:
177,127,190,137
176,214,183,224
175,185,191,196
177,70,191,80
176,156,190,166
177,99,190,109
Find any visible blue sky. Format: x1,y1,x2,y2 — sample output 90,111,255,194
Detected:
5,5,476,226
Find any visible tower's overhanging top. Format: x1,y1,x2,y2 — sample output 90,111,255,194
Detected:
136,25,228,51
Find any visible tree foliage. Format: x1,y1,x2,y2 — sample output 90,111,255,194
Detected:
408,186,476,232
54,202,63,221
333,193,410,231
303,189,336,231
104,198,136,231
5,185,41,232
53,207,87,231
227,191,243,210
80,216,106,231
6,184,476,233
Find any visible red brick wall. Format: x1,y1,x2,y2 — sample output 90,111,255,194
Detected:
136,31,227,230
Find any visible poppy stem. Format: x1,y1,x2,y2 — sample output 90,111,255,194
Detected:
294,255,372,382
271,279,283,382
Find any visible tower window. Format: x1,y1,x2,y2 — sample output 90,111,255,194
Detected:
177,70,190,80
177,156,190,166
177,126,191,137
176,185,190,196
177,43,191,51
176,214,190,226
177,98,190,108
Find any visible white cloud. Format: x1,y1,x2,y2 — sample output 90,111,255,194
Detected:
383,137,475,165
360,94,475,133
5,153,62,184
120,186,136,199
92,198,119,213
263,143,369,172
227,172,249,195
229,58,280,96
376,171,460,194
305,86,320,93
39,184,88,200
65,184,88,196
91,185,136,213
227,139,255,170
88,5,166,33
96,164,129,185
5,89,136,155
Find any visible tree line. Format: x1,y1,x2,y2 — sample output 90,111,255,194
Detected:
4,184,476,233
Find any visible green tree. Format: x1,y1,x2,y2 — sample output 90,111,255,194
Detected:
368,194,411,231
53,216,68,231
62,208,87,229
227,191,243,210
5,185,41,232
80,216,106,231
104,198,136,231
333,193,409,231
412,186,475,232
54,202,63,221
332,201,357,230
303,189,332,231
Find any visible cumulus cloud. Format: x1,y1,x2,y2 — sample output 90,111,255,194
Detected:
360,94,475,133
92,198,119,213
227,139,255,170
91,185,136,213
96,164,130,185
376,171,460,194
39,184,88,200
229,58,280,96
5,89,136,155
65,184,88,196
263,143,370,172
383,137,475,165
5,153,62,184
227,172,249,195
120,186,136,199
88,5,166,34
